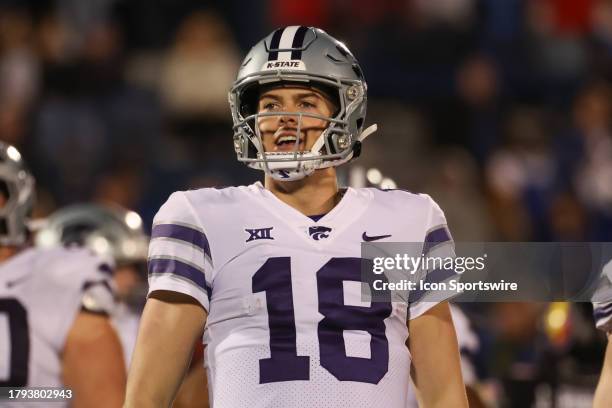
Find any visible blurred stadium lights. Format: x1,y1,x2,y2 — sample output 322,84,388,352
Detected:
124,210,143,230
380,178,397,190
366,168,382,184
350,166,398,190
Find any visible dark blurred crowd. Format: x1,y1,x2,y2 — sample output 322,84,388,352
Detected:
0,0,610,242
0,1,611,406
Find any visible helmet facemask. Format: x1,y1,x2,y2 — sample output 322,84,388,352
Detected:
230,74,366,181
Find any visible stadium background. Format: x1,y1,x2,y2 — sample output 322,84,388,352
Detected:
0,0,610,406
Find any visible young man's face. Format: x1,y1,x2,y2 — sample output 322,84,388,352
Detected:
256,86,336,153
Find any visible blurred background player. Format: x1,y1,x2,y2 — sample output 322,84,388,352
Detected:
34,203,209,408
35,203,149,365
0,143,125,407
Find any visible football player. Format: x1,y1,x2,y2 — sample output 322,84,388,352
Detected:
126,26,467,407
593,259,612,408
36,204,209,407
0,143,125,407
35,204,150,366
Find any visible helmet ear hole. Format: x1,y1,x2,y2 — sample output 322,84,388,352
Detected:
240,84,260,117
356,118,364,130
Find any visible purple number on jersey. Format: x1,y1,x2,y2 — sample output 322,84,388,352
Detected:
0,298,30,386
252,257,310,383
318,257,391,384
253,257,392,384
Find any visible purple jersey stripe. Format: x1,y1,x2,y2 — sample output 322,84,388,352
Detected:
149,258,212,299
152,223,211,260
423,226,451,255
408,268,457,304
594,303,612,321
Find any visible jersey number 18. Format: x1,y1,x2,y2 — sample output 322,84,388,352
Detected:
252,257,392,385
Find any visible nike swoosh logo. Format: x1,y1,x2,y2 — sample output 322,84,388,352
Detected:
362,232,392,242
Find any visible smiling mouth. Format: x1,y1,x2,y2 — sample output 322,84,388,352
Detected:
273,132,306,152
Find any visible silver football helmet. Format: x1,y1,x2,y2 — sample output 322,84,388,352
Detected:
0,143,35,246
35,204,149,266
229,26,378,181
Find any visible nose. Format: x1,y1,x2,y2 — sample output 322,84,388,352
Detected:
278,110,298,126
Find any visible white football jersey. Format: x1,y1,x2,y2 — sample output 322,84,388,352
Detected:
148,182,456,408
0,246,114,407
593,259,612,332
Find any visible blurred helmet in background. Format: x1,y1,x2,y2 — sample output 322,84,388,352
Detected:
0,142,35,246
35,204,149,307
35,203,148,265
229,26,375,181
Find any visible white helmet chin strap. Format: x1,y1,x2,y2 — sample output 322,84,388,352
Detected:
357,123,378,142
264,123,379,181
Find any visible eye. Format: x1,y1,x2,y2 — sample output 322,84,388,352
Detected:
260,101,280,111
298,100,317,109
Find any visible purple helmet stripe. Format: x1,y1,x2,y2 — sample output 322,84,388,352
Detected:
290,26,309,59
267,27,284,61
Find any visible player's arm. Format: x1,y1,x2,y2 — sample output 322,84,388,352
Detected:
62,310,126,408
172,358,209,408
594,333,612,408
408,301,468,408
124,290,207,408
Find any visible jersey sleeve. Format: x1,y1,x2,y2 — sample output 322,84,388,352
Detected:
408,194,458,320
47,249,116,352
148,191,213,312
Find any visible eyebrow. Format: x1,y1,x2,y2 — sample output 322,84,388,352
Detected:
259,92,322,101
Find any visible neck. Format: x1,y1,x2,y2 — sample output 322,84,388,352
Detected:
264,168,340,216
